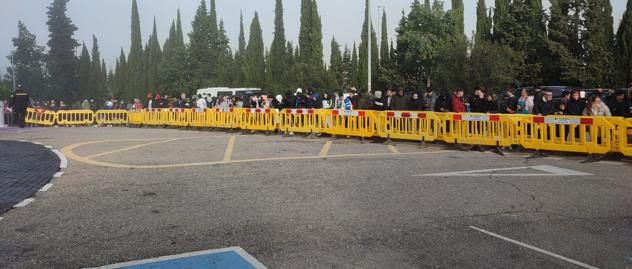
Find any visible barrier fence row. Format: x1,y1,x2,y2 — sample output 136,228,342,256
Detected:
24,107,632,157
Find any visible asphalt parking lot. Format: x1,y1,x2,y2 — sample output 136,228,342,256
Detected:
0,126,631,268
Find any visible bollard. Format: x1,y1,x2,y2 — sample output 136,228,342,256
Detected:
0,101,6,127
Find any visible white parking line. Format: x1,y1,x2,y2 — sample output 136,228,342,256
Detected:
13,198,35,208
44,145,53,149
39,184,53,192
53,171,64,178
469,226,599,269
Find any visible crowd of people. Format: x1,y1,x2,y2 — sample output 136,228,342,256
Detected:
5,84,632,119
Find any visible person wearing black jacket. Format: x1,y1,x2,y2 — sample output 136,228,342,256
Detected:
409,93,426,111
469,88,486,113
533,89,556,116
9,85,30,128
566,90,586,116
607,90,632,118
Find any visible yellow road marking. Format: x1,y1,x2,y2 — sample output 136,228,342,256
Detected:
86,138,181,159
223,136,236,162
62,139,454,169
319,141,333,157
387,145,401,154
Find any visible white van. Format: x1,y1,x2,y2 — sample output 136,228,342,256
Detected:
196,87,262,99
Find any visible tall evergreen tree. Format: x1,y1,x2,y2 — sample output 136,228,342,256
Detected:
189,0,212,89
176,9,185,48
159,15,191,95
245,12,265,87
380,11,390,65
329,37,343,88
616,0,632,85
233,12,247,86
46,0,79,101
450,0,465,36
146,18,162,92
475,0,492,43
341,45,352,88
7,21,47,99
269,0,287,91
584,0,614,87
298,0,326,88
493,0,513,46
350,43,360,88
127,0,144,99
114,48,127,98
90,35,107,100
358,0,379,90
215,20,234,86
208,0,220,83
545,0,585,86
78,43,91,100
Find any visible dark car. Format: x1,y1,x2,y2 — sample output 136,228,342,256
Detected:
541,86,574,99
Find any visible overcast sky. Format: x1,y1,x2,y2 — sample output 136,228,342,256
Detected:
0,0,626,73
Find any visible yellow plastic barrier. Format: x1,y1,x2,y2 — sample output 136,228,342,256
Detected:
210,108,237,129
127,110,144,125
518,115,615,154
240,108,278,132
278,108,322,134
321,109,377,138
166,108,191,127
56,110,94,125
619,118,632,157
377,111,440,142
190,108,211,128
439,113,517,147
25,108,57,126
143,108,168,126
95,110,128,125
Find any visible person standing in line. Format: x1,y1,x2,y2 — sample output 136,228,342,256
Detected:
9,85,30,128
451,89,466,113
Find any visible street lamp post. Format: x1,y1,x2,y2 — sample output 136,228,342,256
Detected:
10,54,17,92
376,5,385,95
367,0,372,94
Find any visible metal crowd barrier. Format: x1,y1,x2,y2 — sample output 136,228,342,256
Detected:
18,108,632,157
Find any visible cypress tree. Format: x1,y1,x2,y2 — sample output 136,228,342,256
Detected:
216,20,234,86
78,43,91,101
208,0,219,83
245,12,265,87
329,37,343,88
176,9,184,48
451,0,465,37
358,0,379,90
616,0,632,85
299,0,312,63
351,43,360,88
584,0,614,87
475,0,492,43
90,35,107,100
114,48,127,98
208,0,218,42
189,0,212,89
380,10,390,66
46,0,79,101
160,15,191,95
341,45,352,88
233,12,247,86
310,0,324,68
127,0,144,99
269,0,287,90
493,0,513,46
8,21,47,100
146,18,162,92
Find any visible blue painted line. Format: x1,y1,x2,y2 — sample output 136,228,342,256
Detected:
90,247,267,269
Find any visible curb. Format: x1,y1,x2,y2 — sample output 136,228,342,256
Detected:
1,140,67,220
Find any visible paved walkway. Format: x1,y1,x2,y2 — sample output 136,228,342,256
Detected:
0,140,60,214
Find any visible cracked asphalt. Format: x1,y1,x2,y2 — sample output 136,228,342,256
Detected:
0,127,631,268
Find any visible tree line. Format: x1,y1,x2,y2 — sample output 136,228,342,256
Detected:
4,0,632,102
